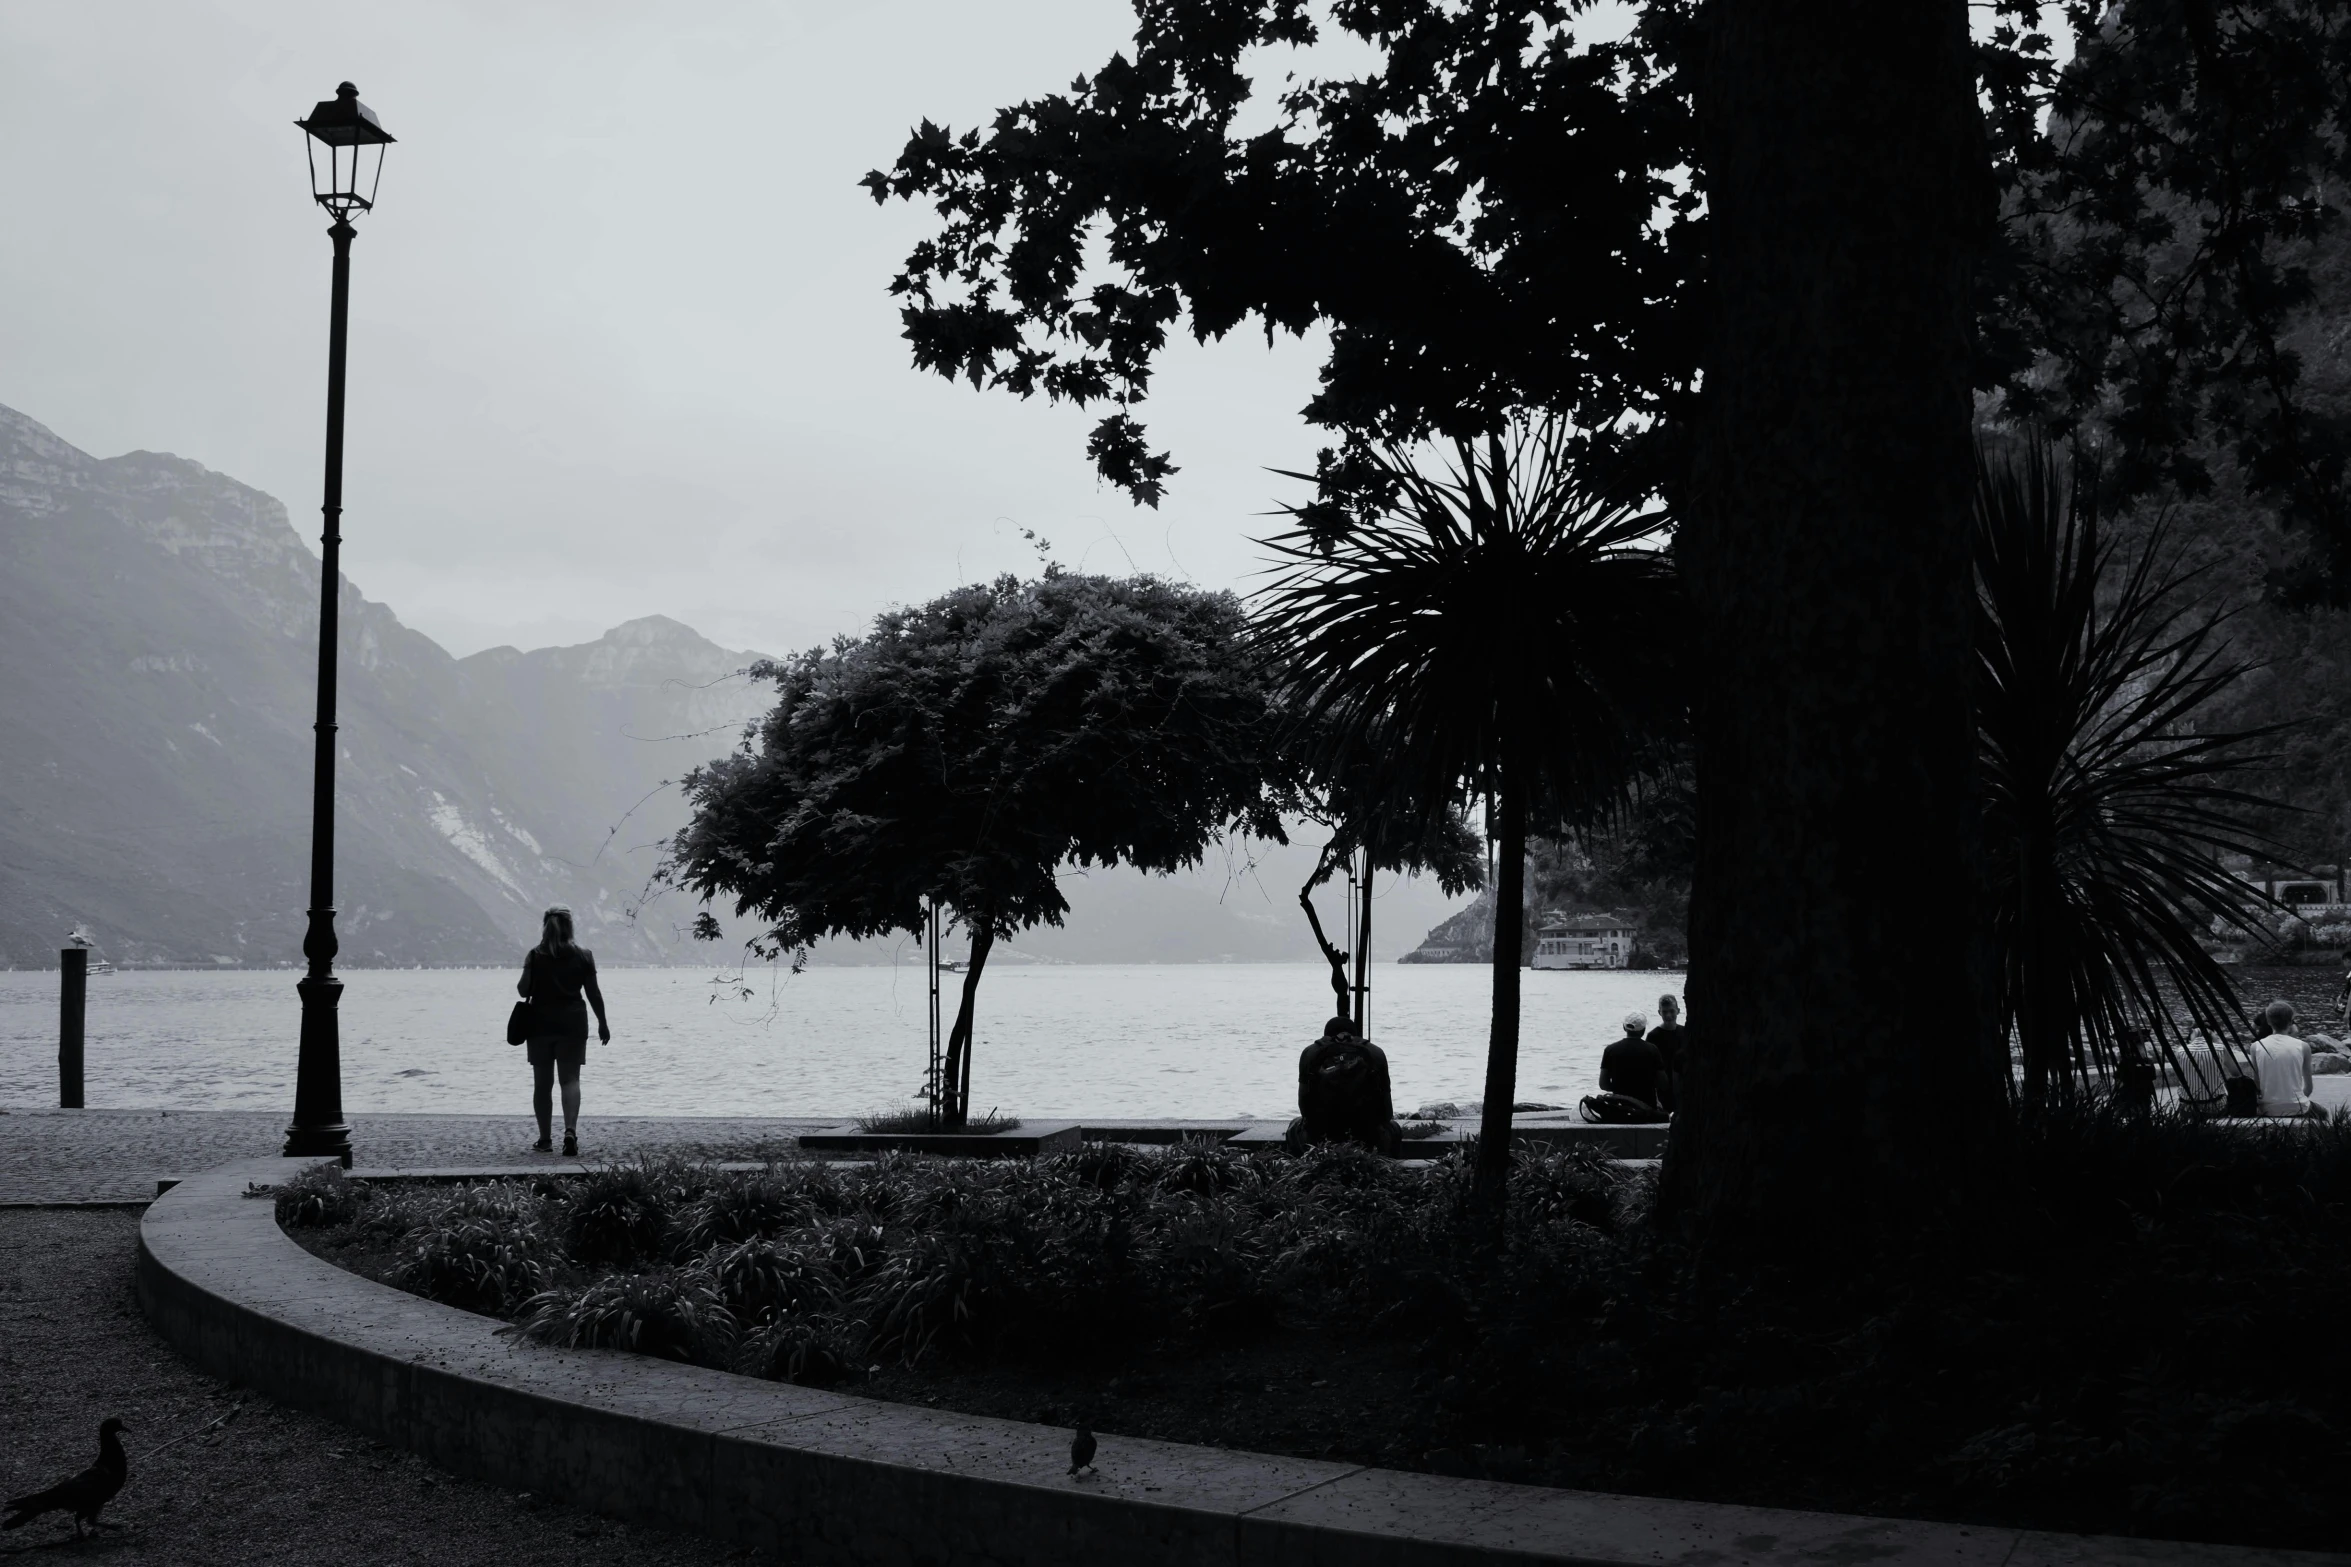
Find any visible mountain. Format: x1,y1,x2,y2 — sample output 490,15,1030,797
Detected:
0,402,769,967
0,401,1476,968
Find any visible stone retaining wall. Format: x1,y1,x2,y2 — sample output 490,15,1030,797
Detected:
136,1158,2342,1567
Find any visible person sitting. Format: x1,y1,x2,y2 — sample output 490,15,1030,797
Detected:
1291,1016,1401,1154
2248,999,2329,1120
2170,1029,2235,1115
2113,1024,2156,1115
1583,1012,1670,1124
1648,995,1687,1112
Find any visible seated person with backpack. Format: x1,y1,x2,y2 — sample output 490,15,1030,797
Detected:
1582,1012,1671,1124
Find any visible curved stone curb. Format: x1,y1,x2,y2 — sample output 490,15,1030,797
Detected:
136,1158,2343,1567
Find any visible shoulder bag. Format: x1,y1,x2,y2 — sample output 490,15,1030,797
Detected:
507,959,534,1046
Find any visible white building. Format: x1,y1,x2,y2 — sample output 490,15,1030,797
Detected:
1531,913,1637,970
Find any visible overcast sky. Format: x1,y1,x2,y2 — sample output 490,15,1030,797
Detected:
0,1,1369,659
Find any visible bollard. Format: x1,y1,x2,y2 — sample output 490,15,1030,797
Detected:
60,947,86,1109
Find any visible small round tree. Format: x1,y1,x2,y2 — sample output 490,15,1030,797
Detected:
667,570,1279,1126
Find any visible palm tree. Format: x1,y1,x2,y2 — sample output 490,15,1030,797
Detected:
1258,416,1681,1208
1975,436,2285,1103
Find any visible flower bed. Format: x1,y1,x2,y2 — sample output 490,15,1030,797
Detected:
280,1115,2351,1552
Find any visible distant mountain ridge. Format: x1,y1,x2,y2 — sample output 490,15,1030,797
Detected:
0,401,1475,969
0,402,770,966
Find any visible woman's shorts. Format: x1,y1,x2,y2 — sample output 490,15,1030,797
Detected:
527,1037,588,1072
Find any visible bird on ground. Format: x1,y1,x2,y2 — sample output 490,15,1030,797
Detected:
1068,1420,1096,1478
4,1417,129,1538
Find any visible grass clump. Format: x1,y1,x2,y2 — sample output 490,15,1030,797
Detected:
516,1269,733,1363
272,1164,372,1229
854,1106,1022,1135
560,1156,690,1267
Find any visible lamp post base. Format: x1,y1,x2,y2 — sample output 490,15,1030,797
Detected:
284,971,352,1161
282,1122,354,1160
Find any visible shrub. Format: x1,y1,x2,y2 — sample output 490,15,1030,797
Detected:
1152,1142,1257,1197
857,1228,998,1365
1156,1204,1279,1342
395,1212,552,1312
1508,1145,1622,1233
678,1168,806,1252
705,1235,833,1323
1044,1140,1154,1190
515,1269,733,1364
274,1164,372,1229
562,1158,679,1267
737,1314,863,1387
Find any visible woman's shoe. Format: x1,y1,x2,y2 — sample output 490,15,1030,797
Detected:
533,1136,553,1153
562,1133,578,1158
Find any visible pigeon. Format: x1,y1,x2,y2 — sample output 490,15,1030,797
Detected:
4,1417,128,1538
1068,1420,1096,1478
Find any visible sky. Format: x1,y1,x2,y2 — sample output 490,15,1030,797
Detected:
0,1,1372,660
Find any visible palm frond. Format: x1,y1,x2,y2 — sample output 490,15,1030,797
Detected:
1255,417,1681,827
1974,435,2293,1101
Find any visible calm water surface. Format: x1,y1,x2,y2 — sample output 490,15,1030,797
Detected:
0,963,1683,1119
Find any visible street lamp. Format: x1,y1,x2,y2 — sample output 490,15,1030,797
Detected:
283,83,394,1160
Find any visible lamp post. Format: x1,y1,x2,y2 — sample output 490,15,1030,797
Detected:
284,83,394,1160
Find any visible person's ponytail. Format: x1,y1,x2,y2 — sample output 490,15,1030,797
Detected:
536,906,580,960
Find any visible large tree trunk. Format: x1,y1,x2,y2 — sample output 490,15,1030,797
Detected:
1473,774,1526,1209
940,923,995,1127
1657,0,2008,1253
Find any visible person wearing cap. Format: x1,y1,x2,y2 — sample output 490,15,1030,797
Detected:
515,904,610,1156
1598,1010,1669,1117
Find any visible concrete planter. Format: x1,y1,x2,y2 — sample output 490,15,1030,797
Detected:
796,1121,1085,1158
136,1158,2341,1567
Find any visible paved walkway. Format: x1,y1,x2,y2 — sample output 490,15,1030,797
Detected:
0,1110,837,1203
9,1080,2347,1203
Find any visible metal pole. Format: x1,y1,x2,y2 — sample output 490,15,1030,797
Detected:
285,217,357,1160
59,948,85,1109
927,900,942,1120
1355,852,1373,1036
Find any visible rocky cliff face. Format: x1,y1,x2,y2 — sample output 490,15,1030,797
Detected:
0,403,768,967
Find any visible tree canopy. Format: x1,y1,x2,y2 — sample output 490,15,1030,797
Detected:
861,0,1699,506
868,0,2351,590
668,571,1281,1120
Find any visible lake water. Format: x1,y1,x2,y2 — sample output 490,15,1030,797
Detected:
0,964,1684,1120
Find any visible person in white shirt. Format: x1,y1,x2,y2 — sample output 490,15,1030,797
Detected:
2171,1029,2234,1113
2247,1000,2327,1120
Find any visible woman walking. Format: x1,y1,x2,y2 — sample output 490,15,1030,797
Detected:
516,905,609,1155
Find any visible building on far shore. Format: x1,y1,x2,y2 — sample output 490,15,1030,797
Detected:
1531,913,1637,971
2230,859,2349,918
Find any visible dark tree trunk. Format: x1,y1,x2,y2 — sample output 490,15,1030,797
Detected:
940,923,995,1127
1300,849,1354,1024
2016,828,2052,1105
1658,0,2009,1253
1473,775,1526,1209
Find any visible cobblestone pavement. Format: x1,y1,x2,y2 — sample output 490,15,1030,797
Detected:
0,1110,836,1203
0,1208,760,1564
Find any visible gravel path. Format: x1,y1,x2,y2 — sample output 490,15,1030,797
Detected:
0,1207,768,1564
0,1111,833,1203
